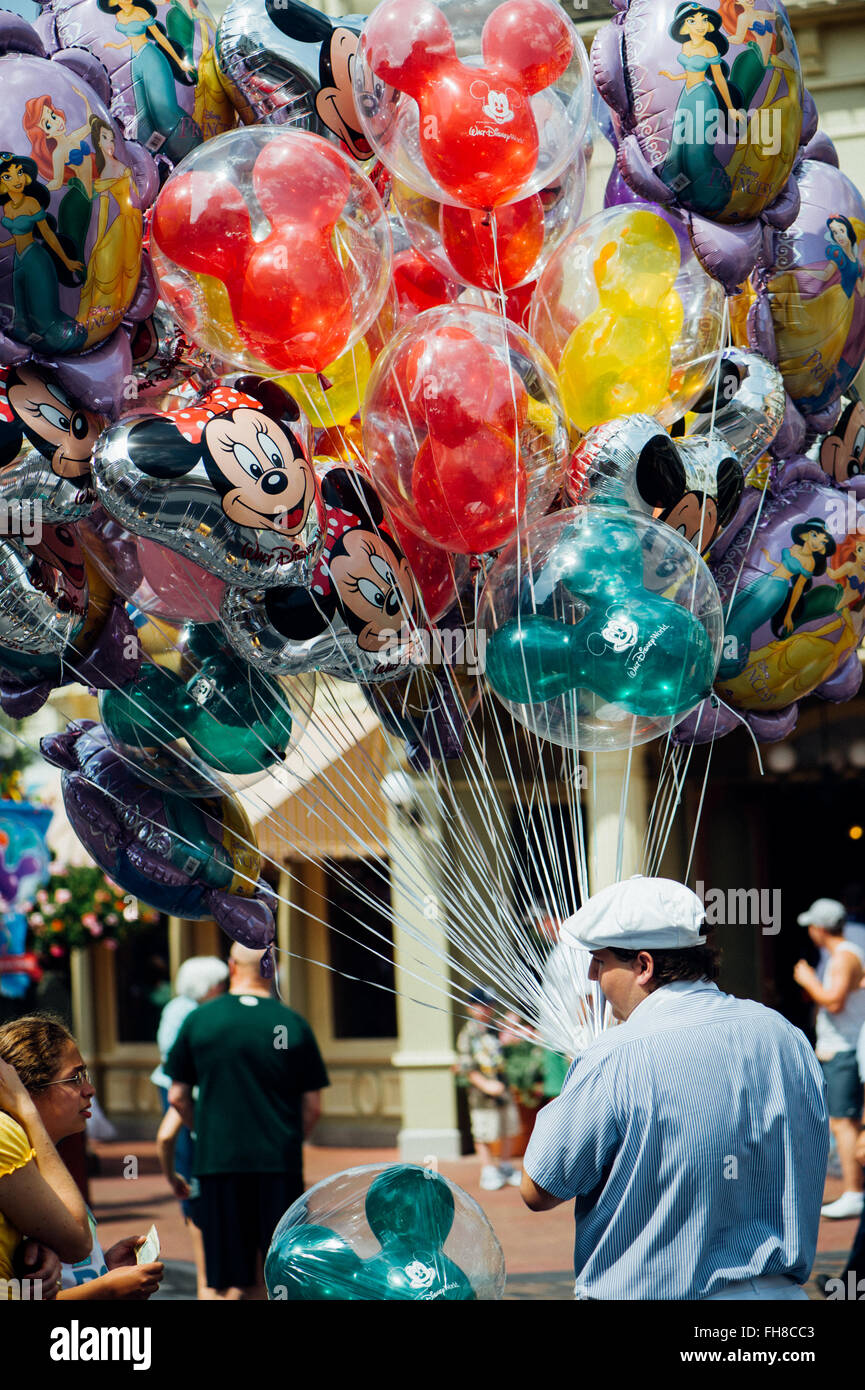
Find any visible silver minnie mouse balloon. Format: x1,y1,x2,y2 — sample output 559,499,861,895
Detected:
92,378,325,589
670,348,786,474
220,463,422,684
569,413,744,555
215,0,370,160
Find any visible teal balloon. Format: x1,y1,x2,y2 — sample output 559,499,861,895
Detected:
180,655,293,775
265,1225,365,1301
101,664,179,747
101,651,293,776
555,513,644,601
485,597,715,718
362,1168,475,1301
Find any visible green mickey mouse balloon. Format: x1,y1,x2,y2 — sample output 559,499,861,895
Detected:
265,1162,505,1301
480,506,724,753
100,624,296,782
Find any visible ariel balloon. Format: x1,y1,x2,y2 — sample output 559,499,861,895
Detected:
0,18,158,361
37,0,234,166
592,0,812,289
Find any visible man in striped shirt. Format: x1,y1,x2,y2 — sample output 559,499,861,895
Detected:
521,876,829,1300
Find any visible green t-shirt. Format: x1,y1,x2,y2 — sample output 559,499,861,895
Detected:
165,993,329,1176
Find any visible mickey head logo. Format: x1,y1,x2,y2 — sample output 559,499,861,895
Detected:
469,80,519,125
599,616,639,654
405,1260,436,1290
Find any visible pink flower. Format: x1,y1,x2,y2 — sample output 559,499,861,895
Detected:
54,888,71,904
106,913,118,926
30,912,44,927
87,921,103,938
49,944,64,958
81,913,99,930
104,939,118,951
36,890,48,905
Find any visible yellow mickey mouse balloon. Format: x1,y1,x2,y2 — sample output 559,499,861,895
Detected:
530,204,725,436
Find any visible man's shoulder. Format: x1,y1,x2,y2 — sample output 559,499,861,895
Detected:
582,988,810,1064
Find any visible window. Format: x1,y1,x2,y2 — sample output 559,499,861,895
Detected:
113,914,171,1044
324,859,397,1040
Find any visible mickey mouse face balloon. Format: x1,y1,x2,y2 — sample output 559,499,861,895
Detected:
220,464,422,683
819,398,865,496
216,0,370,161
92,378,324,588
568,414,744,554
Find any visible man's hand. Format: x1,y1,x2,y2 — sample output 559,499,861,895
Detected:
520,1170,565,1212
17,1240,61,1299
168,1173,191,1200
104,1236,145,1270
793,959,816,989
97,1262,164,1300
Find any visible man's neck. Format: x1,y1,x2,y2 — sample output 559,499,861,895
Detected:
230,982,271,997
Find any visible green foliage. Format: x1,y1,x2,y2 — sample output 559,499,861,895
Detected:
502,1040,546,1109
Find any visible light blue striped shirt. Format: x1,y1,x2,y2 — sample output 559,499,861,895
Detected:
523,980,829,1300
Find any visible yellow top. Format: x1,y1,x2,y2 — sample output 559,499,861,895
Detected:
0,1112,36,1297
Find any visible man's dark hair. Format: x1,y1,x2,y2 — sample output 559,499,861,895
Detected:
608,940,721,988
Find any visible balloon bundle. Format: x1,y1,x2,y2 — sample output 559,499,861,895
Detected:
2,0,865,1036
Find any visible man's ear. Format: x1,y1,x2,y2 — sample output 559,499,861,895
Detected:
636,951,655,983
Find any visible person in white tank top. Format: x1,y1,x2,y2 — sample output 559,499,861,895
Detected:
795,898,865,1221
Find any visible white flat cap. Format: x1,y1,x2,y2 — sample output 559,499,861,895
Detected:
797,898,846,929
561,875,707,951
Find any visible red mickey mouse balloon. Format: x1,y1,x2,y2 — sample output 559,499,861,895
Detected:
353,0,590,211
150,127,392,374
363,304,569,556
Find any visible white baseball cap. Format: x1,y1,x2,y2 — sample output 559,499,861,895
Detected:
797,898,846,930
561,875,707,951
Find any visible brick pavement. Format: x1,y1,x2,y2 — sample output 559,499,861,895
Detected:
87,1139,857,1302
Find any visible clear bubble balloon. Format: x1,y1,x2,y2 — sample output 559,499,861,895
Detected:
265,1162,505,1300
391,154,585,292
352,0,592,210
150,126,392,374
529,203,726,434
99,620,316,794
478,505,724,752
362,303,569,555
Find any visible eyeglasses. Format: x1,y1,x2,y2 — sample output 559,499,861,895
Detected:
38,1066,92,1091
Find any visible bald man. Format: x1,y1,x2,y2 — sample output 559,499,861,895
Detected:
167,945,329,1300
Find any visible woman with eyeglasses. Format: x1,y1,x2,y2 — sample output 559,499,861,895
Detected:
0,1014,164,1300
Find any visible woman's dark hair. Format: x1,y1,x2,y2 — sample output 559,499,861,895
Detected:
89,115,114,176
0,153,81,286
791,518,836,574
0,1013,75,1091
828,215,857,249
669,3,730,55
608,941,721,987
96,0,196,86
